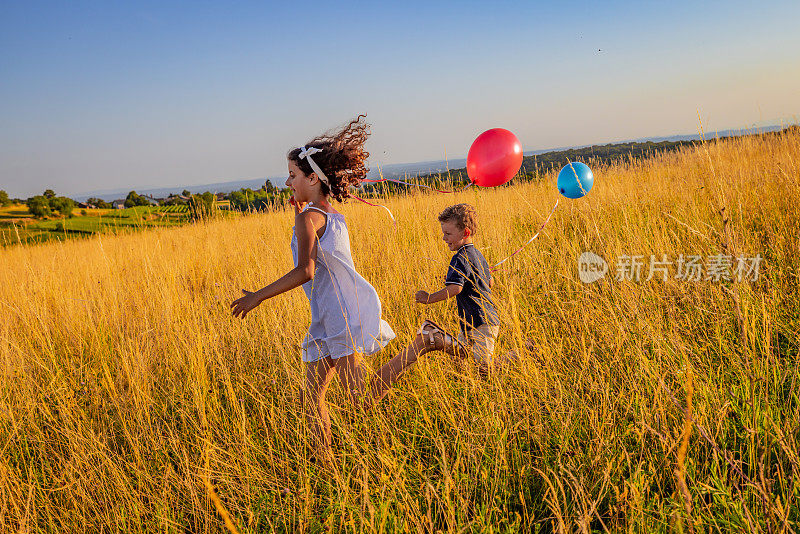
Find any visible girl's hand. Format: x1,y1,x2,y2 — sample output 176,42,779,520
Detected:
291,196,306,215
414,290,430,304
228,209,322,309
231,290,262,319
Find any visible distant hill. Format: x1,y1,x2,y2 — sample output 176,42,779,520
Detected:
72,123,791,201
71,161,472,201
375,124,797,190
418,126,798,183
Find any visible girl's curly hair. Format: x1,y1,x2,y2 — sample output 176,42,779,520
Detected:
287,115,370,202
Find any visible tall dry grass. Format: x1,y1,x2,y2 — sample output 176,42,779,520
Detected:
1,128,799,532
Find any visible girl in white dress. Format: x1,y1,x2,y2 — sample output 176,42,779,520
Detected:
231,116,454,456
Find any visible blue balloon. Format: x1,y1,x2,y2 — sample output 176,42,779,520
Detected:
557,162,594,199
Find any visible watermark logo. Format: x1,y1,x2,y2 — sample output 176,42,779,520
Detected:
578,252,608,283
578,252,762,283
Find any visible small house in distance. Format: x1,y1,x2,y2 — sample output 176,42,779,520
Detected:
112,199,126,209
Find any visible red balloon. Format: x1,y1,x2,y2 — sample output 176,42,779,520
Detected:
466,128,523,187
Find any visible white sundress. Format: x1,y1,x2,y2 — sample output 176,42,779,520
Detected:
291,205,396,362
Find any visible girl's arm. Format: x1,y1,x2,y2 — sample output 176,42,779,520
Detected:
415,284,462,305
230,210,324,319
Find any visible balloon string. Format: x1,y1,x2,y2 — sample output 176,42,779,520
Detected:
349,194,397,227
566,160,590,197
492,198,560,271
363,162,471,194
362,177,463,194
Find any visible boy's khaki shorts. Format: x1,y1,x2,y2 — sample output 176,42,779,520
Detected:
457,324,500,366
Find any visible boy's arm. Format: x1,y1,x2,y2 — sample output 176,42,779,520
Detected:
416,252,466,304
415,284,462,304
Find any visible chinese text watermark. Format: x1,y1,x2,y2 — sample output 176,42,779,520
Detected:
579,253,762,283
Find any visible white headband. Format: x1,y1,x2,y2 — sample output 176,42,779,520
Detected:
297,146,330,186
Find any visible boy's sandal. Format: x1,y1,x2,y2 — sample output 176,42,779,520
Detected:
417,319,465,352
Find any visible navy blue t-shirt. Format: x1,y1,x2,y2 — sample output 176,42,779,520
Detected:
445,244,499,333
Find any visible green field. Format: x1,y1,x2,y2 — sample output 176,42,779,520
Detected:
0,204,192,246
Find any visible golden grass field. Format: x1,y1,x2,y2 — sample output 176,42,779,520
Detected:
1,128,799,532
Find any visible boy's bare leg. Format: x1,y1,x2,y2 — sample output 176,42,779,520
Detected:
304,357,337,458
419,322,470,361
441,335,470,361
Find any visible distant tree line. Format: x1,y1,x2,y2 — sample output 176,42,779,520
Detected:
85,197,112,209
188,192,216,220
517,139,696,176
227,181,290,211
25,189,75,218
396,138,699,188
3,184,289,221
124,191,153,208
403,127,798,187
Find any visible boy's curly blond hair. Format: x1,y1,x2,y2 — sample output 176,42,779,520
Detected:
438,203,478,233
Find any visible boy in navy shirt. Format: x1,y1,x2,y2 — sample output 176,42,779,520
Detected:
414,203,500,377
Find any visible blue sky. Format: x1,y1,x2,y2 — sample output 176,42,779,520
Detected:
1,0,798,198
